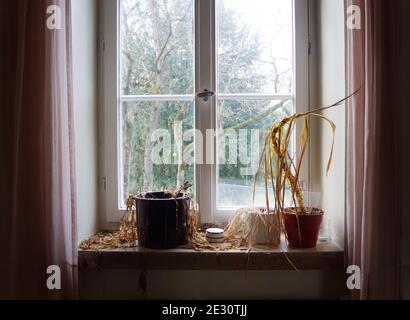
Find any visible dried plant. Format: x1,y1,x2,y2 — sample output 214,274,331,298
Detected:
253,89,361,245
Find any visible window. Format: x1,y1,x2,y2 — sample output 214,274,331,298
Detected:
100,0,309,223
119,0,195,206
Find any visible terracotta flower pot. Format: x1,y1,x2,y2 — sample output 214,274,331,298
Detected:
283,208,324,249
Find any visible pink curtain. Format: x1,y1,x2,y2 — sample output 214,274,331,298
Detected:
0,0,77,299
345,0,402,299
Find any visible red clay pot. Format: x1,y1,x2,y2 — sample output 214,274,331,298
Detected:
283,208,324,249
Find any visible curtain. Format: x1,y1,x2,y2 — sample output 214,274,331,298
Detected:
345,0,402,299
0,0,77,299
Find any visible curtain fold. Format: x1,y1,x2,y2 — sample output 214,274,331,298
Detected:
0,0,77,299
345,0,401,299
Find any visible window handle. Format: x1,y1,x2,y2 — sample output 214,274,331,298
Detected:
196,89,215,102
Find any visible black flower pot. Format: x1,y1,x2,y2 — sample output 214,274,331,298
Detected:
133,192,190,249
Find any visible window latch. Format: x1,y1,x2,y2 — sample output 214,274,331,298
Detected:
196,89,215,102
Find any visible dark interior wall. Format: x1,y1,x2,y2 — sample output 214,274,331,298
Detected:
399,0,410,300
79,269,346,300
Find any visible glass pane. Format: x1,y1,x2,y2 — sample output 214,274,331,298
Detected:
120,0,194,95
120,101,195,206
217,0,293,94
217,99,294,207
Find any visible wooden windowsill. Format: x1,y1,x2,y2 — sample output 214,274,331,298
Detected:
78,240,343,271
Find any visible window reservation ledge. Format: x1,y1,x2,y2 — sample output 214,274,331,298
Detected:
78,241,343,271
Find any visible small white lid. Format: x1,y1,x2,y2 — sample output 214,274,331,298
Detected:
206,228,225,239
206,227,224,234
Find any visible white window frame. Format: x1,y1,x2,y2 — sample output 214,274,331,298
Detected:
99,0,310,224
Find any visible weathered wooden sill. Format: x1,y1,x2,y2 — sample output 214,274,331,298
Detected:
78,240,343,271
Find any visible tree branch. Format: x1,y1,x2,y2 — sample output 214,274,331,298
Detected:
223,100,287,131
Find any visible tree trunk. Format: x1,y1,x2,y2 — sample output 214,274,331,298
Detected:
143,0,164,190
173,106,187,188
143,103,160,190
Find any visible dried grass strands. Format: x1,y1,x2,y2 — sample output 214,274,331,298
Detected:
79,196,138,250
119,196,138,243
224,207,280,247
79,232,120,250
187,205,280,250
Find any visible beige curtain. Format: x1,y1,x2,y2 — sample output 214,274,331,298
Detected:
345,0,402,299
0,0,77,299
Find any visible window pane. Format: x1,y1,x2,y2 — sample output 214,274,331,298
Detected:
217,99,294,207
217,0,293,94
120,0,194,95
120,101,195,206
